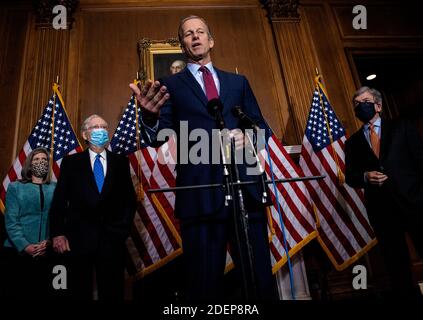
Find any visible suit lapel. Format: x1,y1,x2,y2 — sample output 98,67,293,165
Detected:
215,68,230,109
101,150,114,196
358,127,377,160
179,68,208,106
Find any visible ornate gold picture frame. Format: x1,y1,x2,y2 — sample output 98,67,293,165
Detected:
137,38,186,83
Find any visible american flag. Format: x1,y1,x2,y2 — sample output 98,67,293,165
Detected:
299,76,376,270
260,134,318,272
0,84,83,213
110,95,182,278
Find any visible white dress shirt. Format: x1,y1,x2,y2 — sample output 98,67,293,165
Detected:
88,149,107,176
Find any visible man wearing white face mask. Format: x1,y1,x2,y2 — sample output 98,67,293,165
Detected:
49,114,136,300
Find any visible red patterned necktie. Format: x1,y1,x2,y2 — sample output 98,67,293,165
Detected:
199,66,219,101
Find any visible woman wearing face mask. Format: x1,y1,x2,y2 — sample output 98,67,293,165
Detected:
0,147,56,298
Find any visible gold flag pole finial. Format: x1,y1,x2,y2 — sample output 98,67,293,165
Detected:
315,67,319,76
235,67,239,75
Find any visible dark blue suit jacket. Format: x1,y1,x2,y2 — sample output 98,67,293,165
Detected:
142,67,270,220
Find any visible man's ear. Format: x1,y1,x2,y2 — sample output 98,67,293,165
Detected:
82,131,88,141
376,103,382,113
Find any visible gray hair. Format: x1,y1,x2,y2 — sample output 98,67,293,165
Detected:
352,86,382,105
80,114,107,134
177,15,213,44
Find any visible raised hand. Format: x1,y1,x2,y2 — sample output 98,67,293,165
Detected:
129,80,170,116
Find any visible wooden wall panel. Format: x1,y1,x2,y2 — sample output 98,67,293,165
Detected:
75,4,287,140
332,3,423,39
272,17,320,144
18,26,71,150
302,4,359,134
0,7,29,179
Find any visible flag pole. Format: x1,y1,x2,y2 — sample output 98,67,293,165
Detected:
314,68,345,184
133,75,145,201
50,76,60,178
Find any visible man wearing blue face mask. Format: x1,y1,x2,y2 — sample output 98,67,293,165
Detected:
345,87,423,299
49,114,136,300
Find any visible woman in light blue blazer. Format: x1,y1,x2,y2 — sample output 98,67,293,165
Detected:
1,147,56,298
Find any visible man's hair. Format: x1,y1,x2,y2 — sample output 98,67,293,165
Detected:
80,114,107,134
20,147,51,184
352,86,383,105
177,15,213,44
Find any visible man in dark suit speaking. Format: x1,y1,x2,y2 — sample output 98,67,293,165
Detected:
345,87,423,298
130,15,277,300
50,114,136,300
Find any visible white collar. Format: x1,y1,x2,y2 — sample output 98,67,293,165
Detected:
88,148,107,160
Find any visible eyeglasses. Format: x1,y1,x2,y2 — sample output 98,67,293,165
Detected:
87,124,108,130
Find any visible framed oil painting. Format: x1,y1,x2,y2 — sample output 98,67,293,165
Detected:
138,38,187,82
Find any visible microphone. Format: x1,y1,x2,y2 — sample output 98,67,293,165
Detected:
232,106,259,131
207,98,225,129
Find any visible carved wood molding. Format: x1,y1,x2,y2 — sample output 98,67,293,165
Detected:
260,0,300,22
34,0,79,29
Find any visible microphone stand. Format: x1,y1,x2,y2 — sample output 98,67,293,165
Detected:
228,133,258,299
211,100,257,300
245,130,268,204
147,101,326,299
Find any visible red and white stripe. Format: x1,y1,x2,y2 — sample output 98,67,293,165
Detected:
125,138,182,278
299,135,376,269
261,135,318,271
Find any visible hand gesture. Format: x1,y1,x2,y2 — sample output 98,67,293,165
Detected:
129,80,170,116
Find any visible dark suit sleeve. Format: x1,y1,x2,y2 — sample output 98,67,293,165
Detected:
49,156,70,238
345,137,366,189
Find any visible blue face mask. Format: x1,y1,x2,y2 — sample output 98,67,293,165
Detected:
89,128,109,147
